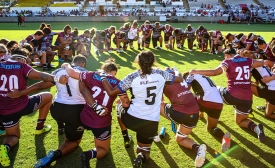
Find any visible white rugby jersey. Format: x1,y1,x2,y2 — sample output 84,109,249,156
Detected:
118,69,175,121
128,26,139,39
186,74,223,103
52,66,88,105
252,66,275,90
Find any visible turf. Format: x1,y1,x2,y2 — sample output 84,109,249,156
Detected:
0,22,275,168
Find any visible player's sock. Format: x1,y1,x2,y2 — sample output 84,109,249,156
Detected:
192,143,200,154
248,121,257,132
42,64,47,68
210,127,225,138
52,150,63,161
36,119,46,130
4,144,11,153
0,122,5,131
87,149,97,159
122,130,130,142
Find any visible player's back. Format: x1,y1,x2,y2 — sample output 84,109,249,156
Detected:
222,55,253,100
0,60,33,115
164,81,199,114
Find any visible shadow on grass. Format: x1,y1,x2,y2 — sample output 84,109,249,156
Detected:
8,143,19,168
35,132,51,160
219,122,275,166
154,140,179,168
95,148,116,168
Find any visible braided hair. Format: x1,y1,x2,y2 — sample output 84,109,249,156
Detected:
138,51,155,76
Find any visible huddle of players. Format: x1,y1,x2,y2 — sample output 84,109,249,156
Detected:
87,20,225,54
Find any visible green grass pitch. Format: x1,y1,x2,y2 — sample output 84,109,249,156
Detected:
0,22,275,168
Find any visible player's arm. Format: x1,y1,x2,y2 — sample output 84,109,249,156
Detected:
79,81,108,116
252,59,264,68
61,63,80,80
189,66,223,76
146,29,152,38
7,81,54,98
59,37,67,45
28,69,67,83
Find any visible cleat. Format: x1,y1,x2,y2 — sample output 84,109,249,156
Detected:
141,47,144,50
80,152,90,168
159,47,163,50
58,128,65,135
34,150,54,168
195,144,206,167
221,132,231,152
0,145,10,167
120,49,125,53
34,125,52,135
58,58,65,62
189,49,193,52
154,46,159,49
130,46,134,49
153,135,161,142
108,50,113,54
0,130,6,136
133,156,142,168
256,106,266,112
95,50,99,56
256,124,265,143
124,135,132,148
116,50,121,53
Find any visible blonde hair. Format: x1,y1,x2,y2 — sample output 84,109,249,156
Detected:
0,44,8,53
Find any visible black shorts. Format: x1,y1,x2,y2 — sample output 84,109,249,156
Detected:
128,39,134,43
164,36,171,42
121,112,158,144
219,87,252,115
197,98,223,119
50,102,84,141
257,86,275,105
144,37,151,44
1,94,42,128
164,104,199,128
83,125,111,141
152,36,161,46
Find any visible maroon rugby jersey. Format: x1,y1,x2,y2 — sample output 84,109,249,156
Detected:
140,24,152,36
79,72,120,128
164,26,174,38
0,60,33,115
221,55,253,100
55,32,73,44
211,30,221,38
245,39,256,51
264,44,275,62
25,35,35,43
104,28,115,39
196,28,208,36
163,81,199,114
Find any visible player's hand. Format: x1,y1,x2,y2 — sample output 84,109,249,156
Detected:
59,75,69,84
189,69,197,74
61,63,70,68
7,89,22,98
91,103,108,116
261,76,272,83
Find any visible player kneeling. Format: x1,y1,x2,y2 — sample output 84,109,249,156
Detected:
160,67,206,167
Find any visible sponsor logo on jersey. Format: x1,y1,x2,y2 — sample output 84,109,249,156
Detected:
33,103,39,111
140,80,159,85
177,90,191,97
0,63,21,69
92,73,117,84
232,57,247,62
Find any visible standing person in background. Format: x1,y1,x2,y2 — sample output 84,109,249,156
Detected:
21,14,25,27
17,14,22,27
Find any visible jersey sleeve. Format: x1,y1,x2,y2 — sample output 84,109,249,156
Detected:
117,74,133,93
80,71,93,83
220,60,228,71
186,75,194,84
161,70,175,84
23,64,34,77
